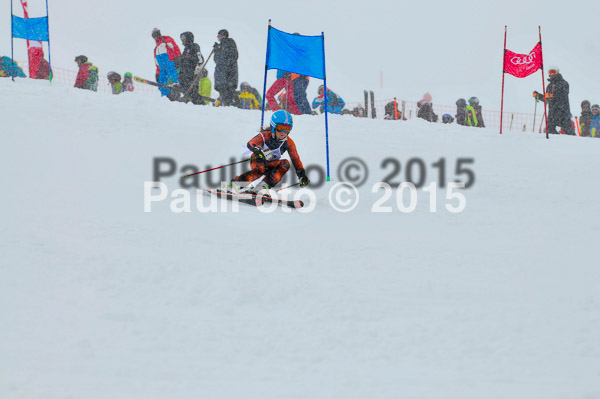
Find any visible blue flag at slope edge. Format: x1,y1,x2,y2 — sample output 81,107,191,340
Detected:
12,16,49,41
266,27,324,79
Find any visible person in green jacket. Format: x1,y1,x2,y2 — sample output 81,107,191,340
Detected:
465,96,485,128
87,65,99,92
197,68,212,105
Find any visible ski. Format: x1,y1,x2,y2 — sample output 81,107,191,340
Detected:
370,90,376,119
133,76,216,103
203,189,304,209
364,90,369,118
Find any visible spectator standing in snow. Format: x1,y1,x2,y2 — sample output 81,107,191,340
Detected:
465,97,485,128
197,68,212,105
238,82,261,110
384,101,404,120
590,104,600,138
312,85,345,114
417,98,438,122
533,67,575,135
74,55,96,91
174,31,205,104
579,100,592,137
213,29,239,107
442,114,454,124
107,71,123,94
266,72,301,115
292,75,311,115
152,28,180,98
455,98,467,126
122,72,134,92
0,56,26,77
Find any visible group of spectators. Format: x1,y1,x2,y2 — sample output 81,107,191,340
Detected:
13,32,595,136
382,93,486,127
578,101,600,137
68,27,348,116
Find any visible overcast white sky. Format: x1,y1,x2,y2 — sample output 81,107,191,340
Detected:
2,0,599,114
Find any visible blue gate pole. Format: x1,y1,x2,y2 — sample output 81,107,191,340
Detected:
321,32,330,181
260,20,272,129
10,0,15,81
45,0,52,81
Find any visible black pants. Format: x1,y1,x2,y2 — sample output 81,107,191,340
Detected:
548,116,575,135
218,86,239,107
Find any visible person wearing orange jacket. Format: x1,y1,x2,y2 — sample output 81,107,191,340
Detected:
231,110,309,192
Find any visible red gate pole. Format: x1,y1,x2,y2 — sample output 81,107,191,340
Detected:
500,26,507,135
539,26,549,139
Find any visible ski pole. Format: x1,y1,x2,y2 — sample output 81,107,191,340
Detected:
276,182,301,192
538,112,545,133
183,158,253,178
182,48,215,100
575,117,581,136
532,98,538,132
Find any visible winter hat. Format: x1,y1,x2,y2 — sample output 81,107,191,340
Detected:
456,98,466,107
151,28,161,39
107,71,121,82
581,100,591,108
218,29,229,38
74,55,87,64
180,32,194,44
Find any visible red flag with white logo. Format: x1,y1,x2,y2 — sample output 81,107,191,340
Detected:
503,43,543,78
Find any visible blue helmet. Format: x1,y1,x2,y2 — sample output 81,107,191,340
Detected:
442,114,454,124
270,110,293,133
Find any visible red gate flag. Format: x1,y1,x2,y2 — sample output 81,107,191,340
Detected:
503,43,543,78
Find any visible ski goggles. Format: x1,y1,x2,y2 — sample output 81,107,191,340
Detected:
275,124,292,134
548,69,558,76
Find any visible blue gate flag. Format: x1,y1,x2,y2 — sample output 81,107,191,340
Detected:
266,27,325,79
12,15,49,41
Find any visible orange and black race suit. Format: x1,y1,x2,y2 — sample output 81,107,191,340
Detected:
234,129,304,187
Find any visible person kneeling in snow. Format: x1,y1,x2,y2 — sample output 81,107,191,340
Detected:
231,110,309,193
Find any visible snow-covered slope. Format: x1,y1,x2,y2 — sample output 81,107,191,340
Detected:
1,79,599,399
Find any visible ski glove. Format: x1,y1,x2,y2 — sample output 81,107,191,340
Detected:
296,169,310,187
252,146,267,165
213,42,220,50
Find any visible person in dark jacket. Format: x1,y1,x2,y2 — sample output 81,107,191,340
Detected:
384,101,403,120
455,99,467,126
292,75,311,115
579,100,593,137
533,67,575,135
175,31,205,104
213,29,239,107
417,99,438,122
